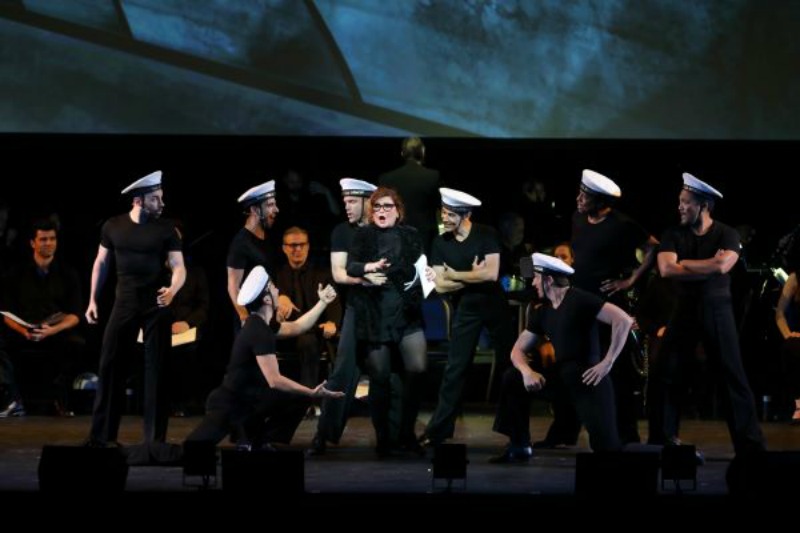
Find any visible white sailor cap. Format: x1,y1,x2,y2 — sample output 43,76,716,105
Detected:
237,266,270,306
580,169,621,198
532,252,575,276
340,178,377,197
439,187,482,210
682,172,723,199
237,180,276,207
121,170,162,195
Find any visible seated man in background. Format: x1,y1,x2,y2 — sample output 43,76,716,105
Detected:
275,227,342,393
1,218,86,416
167,228,210,416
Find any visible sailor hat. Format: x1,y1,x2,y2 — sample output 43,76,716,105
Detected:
682,172,723,199
121,171,162,195
237,266,270,306
340,178,377,197
532,252,575,276
580,169,621,198
440,187,482,210
237,180,276,207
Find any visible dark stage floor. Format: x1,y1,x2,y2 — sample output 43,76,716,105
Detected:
4,406,800,502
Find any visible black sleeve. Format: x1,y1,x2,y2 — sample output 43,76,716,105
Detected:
659,228,678,254
346,261,367,277
720,225,741,253
99,219,113,250
253,322,277,356
330,224,349,253
226,237,242,269
166,222,182,252
346,227,371,277
584,291,606,319
526,304,545,335
430,237,444,266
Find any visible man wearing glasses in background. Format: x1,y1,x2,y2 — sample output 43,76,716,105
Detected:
275,227,342,392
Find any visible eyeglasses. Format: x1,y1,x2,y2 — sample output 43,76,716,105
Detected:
283,242,309,249
373,203,396,212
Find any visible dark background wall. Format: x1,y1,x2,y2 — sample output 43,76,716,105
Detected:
4,134,795,267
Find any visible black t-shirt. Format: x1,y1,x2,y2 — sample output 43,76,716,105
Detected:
226,227,277,279
527,288,604,364
571,210,649,296
222,314,278,394
3,257,81,323
330,221,357,304
659,220,739,298
330,221,356,253
431,223,502,295
100,214,181,290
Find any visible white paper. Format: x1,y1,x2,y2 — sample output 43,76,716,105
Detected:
137,327,197,347
414,254,435,298
1,311,36,329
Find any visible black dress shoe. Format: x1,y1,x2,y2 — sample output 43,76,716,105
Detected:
489,444,533,464
418,434,442,449
307,433,326,456
398,438,426,457
83,438,105,448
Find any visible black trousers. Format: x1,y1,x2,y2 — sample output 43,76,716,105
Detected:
315,306,403,444
278,331,323,388
425,292,515,442
90,300,172,444
492,362,621,452
186,385,309,447
315,306,361,444
651,295,765,455
3,331,87,411
167,341,201,413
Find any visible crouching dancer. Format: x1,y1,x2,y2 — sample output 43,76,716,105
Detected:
185,266,344,450
490,253,633,463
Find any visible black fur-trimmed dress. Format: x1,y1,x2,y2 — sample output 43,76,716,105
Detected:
346,224,424,344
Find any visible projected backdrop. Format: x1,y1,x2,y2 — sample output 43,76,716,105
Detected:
0,0,797,138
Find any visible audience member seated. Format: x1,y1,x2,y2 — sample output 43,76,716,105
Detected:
1,219,86,416
168,255,210,417
497,211,534,281
552,241,575,267
275,227,342,395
